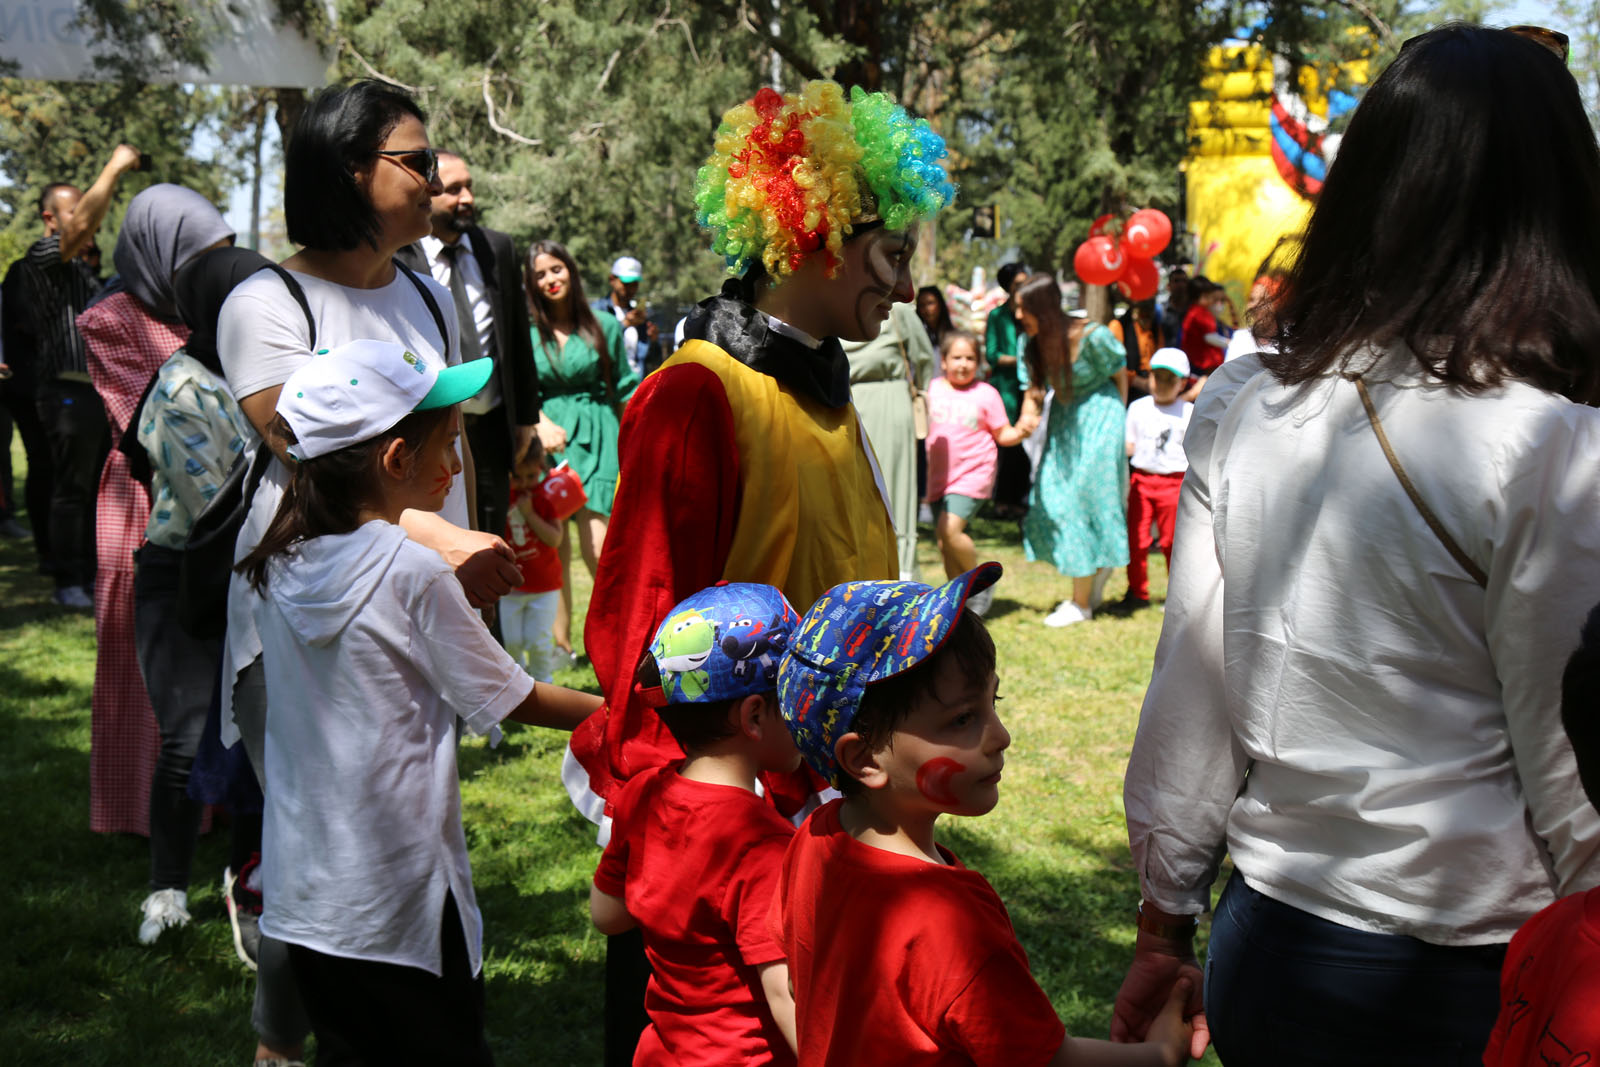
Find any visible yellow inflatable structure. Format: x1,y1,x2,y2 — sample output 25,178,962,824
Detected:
1186,43,1369,298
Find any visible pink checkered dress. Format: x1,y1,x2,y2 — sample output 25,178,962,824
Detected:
79,293,188,836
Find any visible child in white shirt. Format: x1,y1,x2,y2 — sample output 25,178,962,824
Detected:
236,339,600,1062
1120,348,1194,611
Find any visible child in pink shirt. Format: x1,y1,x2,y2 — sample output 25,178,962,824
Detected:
924,331,1038,613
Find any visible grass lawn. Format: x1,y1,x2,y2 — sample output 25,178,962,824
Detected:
0,435,1220,1064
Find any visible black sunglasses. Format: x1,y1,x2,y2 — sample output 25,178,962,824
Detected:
374,147,440,184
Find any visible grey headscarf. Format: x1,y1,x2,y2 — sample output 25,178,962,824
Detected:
111,183,235,321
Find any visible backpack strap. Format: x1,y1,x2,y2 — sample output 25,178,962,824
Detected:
262,263,317,352
1354,375,1488,589
393,257,452,363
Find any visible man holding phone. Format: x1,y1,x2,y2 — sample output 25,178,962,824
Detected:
9,142,142,607
593,255,660,378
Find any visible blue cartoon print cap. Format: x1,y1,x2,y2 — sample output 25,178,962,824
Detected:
636,583,801,707
776,562,1001,786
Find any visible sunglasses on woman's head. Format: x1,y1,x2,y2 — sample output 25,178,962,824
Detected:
374,147,440,184
1399,24,1569,64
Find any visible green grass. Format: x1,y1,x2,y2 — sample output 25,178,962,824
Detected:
0,432,1218,1063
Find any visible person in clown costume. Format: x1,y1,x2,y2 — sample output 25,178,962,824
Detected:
561,79,954,1063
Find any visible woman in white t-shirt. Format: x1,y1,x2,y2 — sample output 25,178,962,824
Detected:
214,80,523,1067
1114,26,1600,1065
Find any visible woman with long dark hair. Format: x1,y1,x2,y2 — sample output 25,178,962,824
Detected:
915,284,954,350
1114,25,1600,1065
523,239,637,658
1015,274,1128,624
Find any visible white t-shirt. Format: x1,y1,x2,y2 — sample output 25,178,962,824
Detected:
1124,394,1192,475
215,266,466,737
256,521,534,975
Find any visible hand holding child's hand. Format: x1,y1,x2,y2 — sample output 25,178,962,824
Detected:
445,530,522,608
1144,976,1197,1067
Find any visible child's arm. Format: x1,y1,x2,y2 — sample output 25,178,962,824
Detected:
588,883,637,935
993,413,1039,447
514,493,563,547
505,681,604,731
757,961,798,1055
1051,977,1195,1066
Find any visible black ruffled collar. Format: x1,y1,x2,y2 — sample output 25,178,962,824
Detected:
681,280,852,408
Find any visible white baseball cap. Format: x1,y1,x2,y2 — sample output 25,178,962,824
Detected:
610,256,642,283
1149,347,1191,378
277,339,492,461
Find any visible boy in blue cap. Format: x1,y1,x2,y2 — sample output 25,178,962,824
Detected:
590,582,803,1065
772,563,1196,1066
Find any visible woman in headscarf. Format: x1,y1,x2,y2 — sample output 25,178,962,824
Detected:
76,184,233,852
125,245,268,950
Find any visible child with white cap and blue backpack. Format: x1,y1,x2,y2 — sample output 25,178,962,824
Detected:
235,339,602,1062
771,564,1199,1065
589,581,804,1064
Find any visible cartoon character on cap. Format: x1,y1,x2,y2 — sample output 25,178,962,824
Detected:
777,562,1002,787
640,584,801,707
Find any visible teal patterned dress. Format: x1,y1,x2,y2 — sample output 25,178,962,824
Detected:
1022,322,1129,576
532,312,640,517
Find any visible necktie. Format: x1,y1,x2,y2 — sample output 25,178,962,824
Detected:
440,242,486,366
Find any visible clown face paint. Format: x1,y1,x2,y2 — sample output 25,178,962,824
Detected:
916,757,967,806
838,227,916,343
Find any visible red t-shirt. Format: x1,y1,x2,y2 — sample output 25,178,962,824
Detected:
1482,888,1600,1066
594,765,797,1066
506,486,561,594
1181,303,1224,376
769,800,1067,1066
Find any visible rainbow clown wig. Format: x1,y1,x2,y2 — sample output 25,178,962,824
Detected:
694,81,955,281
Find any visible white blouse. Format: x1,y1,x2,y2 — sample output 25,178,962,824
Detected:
1125,346,1600,946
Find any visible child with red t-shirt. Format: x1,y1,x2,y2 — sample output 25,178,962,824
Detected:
1179,278,1230,401
925,331,1038,613
591,582,804,1065
772,564,1197,1066
503,444,564,682
1483,601,1600,1066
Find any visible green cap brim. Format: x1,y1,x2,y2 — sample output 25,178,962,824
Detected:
616,273,641,283
417,359,493,411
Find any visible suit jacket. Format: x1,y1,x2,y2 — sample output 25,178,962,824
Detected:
399,225,540,448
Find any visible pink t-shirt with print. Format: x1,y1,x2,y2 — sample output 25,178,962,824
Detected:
925,376,1009,502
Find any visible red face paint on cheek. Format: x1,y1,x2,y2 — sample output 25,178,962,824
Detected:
916,757,966,806
429,463,453,495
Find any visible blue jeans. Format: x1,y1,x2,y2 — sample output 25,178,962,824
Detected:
1205,874,1506,1066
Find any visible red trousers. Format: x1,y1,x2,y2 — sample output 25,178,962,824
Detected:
1127,468,1183,600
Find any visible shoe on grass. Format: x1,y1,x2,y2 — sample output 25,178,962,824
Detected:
1042,600,1091,627
224,858,264,970
53,585,93,609
0,517,29,539
966,586,996,617
1102,593,1151,617
138,888,190,944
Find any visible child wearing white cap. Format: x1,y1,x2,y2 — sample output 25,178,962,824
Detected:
235,339,602,1061
1116,347,1194,613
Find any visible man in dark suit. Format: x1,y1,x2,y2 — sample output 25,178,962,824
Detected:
399,151,559,540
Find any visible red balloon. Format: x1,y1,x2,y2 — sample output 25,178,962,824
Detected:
1089,213,1119,238
1116,256,1161,302
1123,209,1173,259
1074,236,1126,287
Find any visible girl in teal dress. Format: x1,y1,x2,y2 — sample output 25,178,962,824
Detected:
1015,274,1129,625
524,240,640,655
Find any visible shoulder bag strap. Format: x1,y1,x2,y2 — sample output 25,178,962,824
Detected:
1354,376,1488,589
393,257,452,363
262,263,316,351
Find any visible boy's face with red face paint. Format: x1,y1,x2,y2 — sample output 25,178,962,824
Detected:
872,654,1010,818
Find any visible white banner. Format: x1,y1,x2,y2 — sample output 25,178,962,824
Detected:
0,1,331,87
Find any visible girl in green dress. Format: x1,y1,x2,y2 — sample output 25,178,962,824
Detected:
524,240,640,656
1016,274,1130,626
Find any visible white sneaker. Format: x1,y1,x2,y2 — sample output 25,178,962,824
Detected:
966,586,996,617
0,517,29,539
138,888,191,944
54,585,93,609
1042,600,1090,627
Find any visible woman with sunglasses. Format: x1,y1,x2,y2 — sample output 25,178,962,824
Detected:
564,80,954,1064
1113,25,1600,1065
214,79,522,1065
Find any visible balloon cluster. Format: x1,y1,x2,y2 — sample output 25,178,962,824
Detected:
1071,209,1172,301
693,81,955,282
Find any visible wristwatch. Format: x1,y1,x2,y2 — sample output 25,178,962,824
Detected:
1136,901,1199,940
